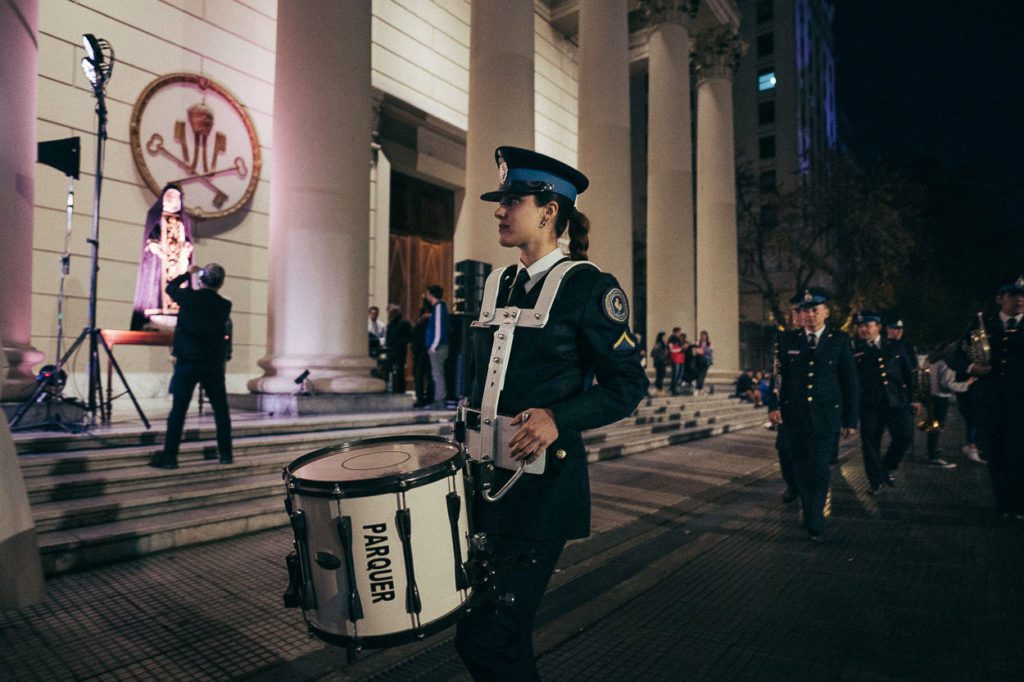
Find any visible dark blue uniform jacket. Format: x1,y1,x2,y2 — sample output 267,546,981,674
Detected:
767,327,858,433
852,337,914,409
470,262,648,541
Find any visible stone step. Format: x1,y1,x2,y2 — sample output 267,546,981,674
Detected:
31,472,283,533
38,495,286,576
24,422,451,504
27,395,766,576
11,408,456,455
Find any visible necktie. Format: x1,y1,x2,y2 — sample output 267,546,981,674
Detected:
507,269,530,307
1007,317,1018,330
807,333,817,350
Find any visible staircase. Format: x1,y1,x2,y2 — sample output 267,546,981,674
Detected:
13,392,766,576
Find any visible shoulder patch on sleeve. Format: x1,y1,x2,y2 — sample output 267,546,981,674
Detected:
602,287,629,324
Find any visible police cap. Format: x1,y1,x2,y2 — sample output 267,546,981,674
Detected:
789,287,829,309
854,311,882,325
997,275,1024,295
886,319,904,329
480,146,589,204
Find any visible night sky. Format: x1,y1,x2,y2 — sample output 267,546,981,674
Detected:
833,0,1024,190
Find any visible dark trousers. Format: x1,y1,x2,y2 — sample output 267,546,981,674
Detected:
670,363,684,394
455,536,565,681
859,405,914,488
694,360,709,390
654,363,667,391
926,396,950,457
776,426,796,492
956,392,978,445
412,351,432,403
163,360,232,464
789,429,836,535
385,356,407,393
977,404,1024,514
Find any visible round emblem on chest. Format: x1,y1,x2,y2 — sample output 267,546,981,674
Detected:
602,288,629,324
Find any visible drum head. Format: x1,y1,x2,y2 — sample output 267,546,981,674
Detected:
286,436,462,497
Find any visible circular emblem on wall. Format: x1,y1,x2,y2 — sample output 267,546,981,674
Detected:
602,287,629,324
129,73,261,220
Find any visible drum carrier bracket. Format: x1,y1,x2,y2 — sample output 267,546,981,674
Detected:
463,260,597,502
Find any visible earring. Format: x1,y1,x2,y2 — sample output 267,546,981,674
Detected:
540,218,548,228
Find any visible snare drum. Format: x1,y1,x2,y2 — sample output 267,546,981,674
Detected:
283,435,472,648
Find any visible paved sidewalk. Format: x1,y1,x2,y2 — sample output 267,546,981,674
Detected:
2,416,1021,681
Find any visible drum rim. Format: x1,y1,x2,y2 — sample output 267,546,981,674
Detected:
308,601,468,649
285,434,464,498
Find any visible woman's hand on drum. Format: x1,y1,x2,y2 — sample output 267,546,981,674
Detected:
508,408,559,464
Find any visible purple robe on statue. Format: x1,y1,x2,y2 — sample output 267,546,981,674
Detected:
130,185,194,330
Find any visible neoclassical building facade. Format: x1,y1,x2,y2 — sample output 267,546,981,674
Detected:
1,0,745,401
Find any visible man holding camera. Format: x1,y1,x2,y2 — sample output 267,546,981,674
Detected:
150,263,233,469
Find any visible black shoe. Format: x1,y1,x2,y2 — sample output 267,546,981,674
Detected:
219,456,233,465
782,488,798,504
149,456,178,470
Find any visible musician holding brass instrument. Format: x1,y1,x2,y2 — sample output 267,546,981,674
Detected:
455,147,648,679
949,276,1024,520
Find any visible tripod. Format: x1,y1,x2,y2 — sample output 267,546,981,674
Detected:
8,35,149,431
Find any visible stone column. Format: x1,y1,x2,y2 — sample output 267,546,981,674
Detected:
578,0,633,306
694,26,745,373
0,0,44,401
643,1,696,342
248,0,382,394
457,0,535,269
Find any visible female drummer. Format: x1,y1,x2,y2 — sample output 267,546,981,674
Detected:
455,147,648,680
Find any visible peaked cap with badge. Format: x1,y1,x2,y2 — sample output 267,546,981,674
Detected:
997,274,1024,295
789,287,830,309
480,146,589,204
854,311,882,325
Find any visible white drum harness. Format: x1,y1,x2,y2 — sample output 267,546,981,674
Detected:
461,259,597,501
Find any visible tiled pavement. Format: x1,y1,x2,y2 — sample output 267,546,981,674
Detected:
2,416,1021,681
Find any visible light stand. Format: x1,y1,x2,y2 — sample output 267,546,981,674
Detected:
77,34,148,428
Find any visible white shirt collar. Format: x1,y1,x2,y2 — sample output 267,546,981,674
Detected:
805,326,825,344
518,248,565,293
999,311,1022,326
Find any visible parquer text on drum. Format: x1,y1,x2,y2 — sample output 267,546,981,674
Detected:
363,523,396,603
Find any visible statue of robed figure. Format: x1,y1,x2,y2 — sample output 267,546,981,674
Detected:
130,184,194,330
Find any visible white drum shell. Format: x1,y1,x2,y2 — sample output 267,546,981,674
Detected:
290,463,471,641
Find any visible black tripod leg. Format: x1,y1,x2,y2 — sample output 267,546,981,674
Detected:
97,332,151,429
9,327,93,430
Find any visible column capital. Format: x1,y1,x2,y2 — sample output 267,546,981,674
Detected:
693,25,746,82
638,0,699,29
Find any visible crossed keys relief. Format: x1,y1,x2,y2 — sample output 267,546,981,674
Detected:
145,100,248,210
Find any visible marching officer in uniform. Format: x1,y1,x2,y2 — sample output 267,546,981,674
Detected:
886,319,918,368
852,311,919,493
455,146,648,679
768,289,858,542
949,276,1024,519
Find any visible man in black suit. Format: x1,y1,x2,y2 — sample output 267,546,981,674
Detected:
767,289,858,542
852,311,922,493
383,303,412,393
150,263,233,469
949,276,1024,519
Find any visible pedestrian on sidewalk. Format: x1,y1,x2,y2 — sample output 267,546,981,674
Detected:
651,331,669,394
151,264,233,469
923,343,974,467
693,330,713,394
668,327,685,395
456,146,648,680
767,289,858,542
852,312,917,492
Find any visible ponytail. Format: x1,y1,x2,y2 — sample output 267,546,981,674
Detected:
535,192,591,261
566,206,590,261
